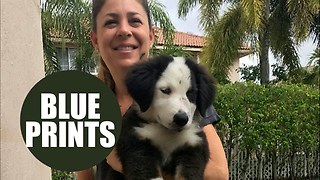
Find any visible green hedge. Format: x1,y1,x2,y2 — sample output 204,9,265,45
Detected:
214,82,319,176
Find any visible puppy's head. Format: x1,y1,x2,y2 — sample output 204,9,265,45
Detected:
125,54,216,130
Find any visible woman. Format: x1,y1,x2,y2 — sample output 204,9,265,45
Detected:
77,0,229,179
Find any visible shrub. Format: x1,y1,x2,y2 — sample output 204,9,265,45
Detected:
214,82,320,176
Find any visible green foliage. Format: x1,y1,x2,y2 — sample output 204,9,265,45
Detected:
159,43,192,57
149,0,175,36
213,71,232,85
42,0,96,75
51,169,74,180
200,5,245,78
151,29,192,58
149,0,191,58
178,0,319,84
238,64,260,83
148,0,177,57
303,49,320,86
269,0,300,75
271,63,288,82
214,82,320,163
238,51,319,87
309,8,320,46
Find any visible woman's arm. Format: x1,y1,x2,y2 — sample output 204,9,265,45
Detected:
203,125,229,180
76,168,95,180
106,148,123,173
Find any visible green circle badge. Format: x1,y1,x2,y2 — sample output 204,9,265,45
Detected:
20,71,122,171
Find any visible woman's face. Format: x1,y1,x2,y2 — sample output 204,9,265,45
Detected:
91,0,155,77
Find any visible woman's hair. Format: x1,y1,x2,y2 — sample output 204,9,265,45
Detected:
92,0,152,91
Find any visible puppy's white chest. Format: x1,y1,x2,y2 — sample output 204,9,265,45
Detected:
134,123,202,158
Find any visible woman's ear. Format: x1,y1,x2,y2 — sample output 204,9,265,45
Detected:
90,29,99,51
149,27,155,48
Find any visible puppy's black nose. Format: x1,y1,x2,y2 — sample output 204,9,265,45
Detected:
173,111,188,127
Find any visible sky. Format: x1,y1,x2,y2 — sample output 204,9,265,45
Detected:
157,0,317,78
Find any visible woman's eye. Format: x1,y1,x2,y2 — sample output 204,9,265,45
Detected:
160,88,171,95
130,18,142,25
104,20,117,27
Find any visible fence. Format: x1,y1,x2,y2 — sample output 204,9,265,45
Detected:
227,148,320,180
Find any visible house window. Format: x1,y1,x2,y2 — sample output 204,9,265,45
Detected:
56,47,99,74
57,47,76,71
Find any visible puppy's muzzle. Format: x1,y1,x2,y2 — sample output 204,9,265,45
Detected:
173,111,188,127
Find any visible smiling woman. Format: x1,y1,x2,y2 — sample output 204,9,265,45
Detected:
90,0,155,92
77,0,229,179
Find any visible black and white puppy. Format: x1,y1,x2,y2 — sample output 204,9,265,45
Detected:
107,54,216,180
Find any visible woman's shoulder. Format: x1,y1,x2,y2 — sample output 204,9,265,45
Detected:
200,105,221,127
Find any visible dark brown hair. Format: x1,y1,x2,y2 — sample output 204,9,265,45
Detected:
92,0,151,32
92,0,152,91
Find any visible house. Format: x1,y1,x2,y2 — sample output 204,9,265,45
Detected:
54,27,251,82
154,27,251,82
153,27,204,60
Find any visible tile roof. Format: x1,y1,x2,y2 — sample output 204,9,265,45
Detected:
154,27,250,50
154,27,205,48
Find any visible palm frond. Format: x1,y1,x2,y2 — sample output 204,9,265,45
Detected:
287,0,320,44
240,0,264,31
201,5,247,78
269,0,300,70
199,0,224,34
308,49,320,66
309,8,320,47
42,0,96,74
148,0,175,41
178,0,200,19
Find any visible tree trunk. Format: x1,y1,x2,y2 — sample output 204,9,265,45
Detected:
257,151,263,180
290,144,297,180
272,151,278,180
259,0,270,85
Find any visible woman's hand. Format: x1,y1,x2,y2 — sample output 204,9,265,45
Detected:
106,148,123,173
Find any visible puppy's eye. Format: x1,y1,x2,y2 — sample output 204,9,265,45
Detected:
160,88,171,95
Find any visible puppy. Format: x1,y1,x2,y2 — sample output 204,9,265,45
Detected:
107,54,216,180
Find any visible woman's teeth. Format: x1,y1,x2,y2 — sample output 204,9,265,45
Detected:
117,47,134,50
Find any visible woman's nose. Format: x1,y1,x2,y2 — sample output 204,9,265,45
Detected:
116,22,132,37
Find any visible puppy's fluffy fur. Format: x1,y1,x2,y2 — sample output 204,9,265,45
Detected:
106,54,216,180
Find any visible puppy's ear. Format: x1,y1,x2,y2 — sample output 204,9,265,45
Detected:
185,58,216,117
125,55,173,112
125,62,157,112
197,71,216,117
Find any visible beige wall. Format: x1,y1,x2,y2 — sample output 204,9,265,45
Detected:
0,0,51,179
229,58,240,83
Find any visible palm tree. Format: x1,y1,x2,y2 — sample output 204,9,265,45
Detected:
42,0,176,75
148,0,189,57
178,0,319,84
42,0,95,75
309,8,320,47
305,49,320,86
